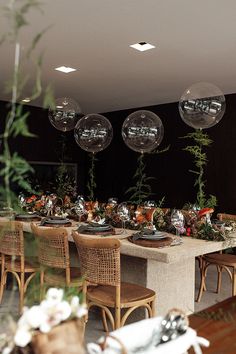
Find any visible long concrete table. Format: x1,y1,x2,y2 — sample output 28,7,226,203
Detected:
19,220,236,315
120,235,236,316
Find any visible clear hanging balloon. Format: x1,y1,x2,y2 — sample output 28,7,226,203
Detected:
49,97,81,132
122,110,164,153
74,113,113,153
179,82,226,129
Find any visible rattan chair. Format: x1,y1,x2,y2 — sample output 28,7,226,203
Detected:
31,223,82,294
196,213,236,302
72,232,156,331
0,221,39,312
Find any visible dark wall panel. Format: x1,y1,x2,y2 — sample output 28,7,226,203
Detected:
0,93,235,213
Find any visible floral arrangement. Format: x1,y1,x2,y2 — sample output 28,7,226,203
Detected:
2,288,87,353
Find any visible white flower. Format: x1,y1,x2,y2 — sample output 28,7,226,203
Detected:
24,305,48,329
71,296,79,310
76,304,88,318
14,328,32,347
39,299,72,332
39,321,51,333
46,288,64,304
70,296,87,318
2,347,13,354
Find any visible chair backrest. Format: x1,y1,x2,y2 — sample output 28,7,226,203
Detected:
0,220,24,256
217,213,236,221
31,223,70,270
72,232,120,286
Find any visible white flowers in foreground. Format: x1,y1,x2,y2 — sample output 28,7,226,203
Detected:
14,288,87,348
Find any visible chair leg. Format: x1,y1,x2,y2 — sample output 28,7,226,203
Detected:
40,271,45,301
151,298,156,317
216,266,222,293
101,309,109,333
232,268,236,297
115,306,121,330
196,260,207,302
19,272,25,313
0,271,7,304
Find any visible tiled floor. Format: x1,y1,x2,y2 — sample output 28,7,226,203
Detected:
0,261,233,344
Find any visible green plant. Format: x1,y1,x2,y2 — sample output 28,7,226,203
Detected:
181,129,217,209
125,146,169,205
0,0,54,210
87,153,97,201
55,164,77,200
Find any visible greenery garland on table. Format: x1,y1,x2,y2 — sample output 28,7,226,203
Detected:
181,129,217,210
0,0,54,210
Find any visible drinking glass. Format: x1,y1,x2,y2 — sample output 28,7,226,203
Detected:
117,202,130,233
74,200,86,228
171,209,184,240
144,200,156,230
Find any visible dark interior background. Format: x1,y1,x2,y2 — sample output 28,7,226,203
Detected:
1,93,235,213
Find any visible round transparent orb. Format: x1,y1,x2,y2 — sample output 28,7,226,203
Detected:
74,113,113,153
179,82,226,129
122,110,164,153
49,97,81,132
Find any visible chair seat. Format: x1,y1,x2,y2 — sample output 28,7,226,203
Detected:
44,267,82,287
87,282,155,307
204,253,236,267
5,258,39,272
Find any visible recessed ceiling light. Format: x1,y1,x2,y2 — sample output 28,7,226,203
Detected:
55,66,77,73
129,42,155,52
22,97,31,103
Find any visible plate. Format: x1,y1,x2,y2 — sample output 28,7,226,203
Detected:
41,217,71,225
86,225,112,232
16,213,40,219
140,234,168,240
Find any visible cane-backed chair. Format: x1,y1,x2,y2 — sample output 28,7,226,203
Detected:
72,232,156,331
196,213,236,302
0,221,39,312
31,224,82,294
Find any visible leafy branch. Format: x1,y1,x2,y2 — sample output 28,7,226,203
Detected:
181,129,217,209
0,0,54,209
87,153,97,201
126,146,169,205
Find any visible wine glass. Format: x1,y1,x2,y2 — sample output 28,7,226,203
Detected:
117,202,130,233
171,209,184,241
74,199,86,228
144,200,156,231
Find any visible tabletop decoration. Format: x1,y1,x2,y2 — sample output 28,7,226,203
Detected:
48,97,81,132
74,114,113,201
179,82,225,130
2,288,87,354
179,83,225,211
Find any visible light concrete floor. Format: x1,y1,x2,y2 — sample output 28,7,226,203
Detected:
0,261,233,344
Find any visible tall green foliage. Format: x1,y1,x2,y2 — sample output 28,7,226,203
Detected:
0,0,54,209
125,146,169,205
87,153,97,201
181,129,217,209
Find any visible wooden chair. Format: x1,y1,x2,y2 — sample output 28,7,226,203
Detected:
72,232,156,331
31,224,82,294
196,213,236,302
0,221,38,312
